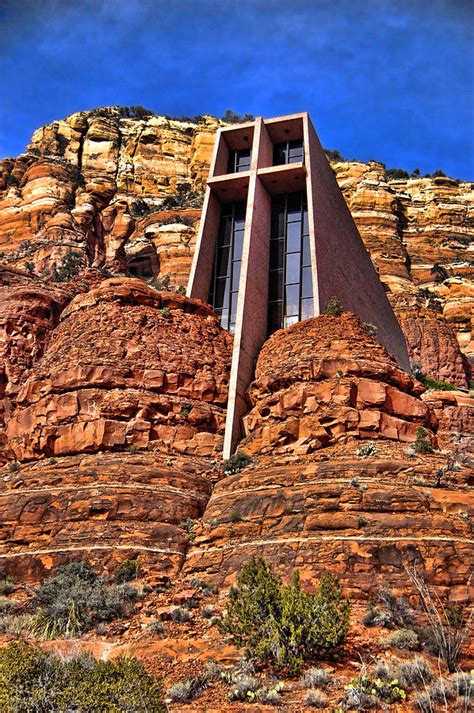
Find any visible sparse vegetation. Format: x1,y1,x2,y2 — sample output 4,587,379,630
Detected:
168,675,207,702
419,375,458,391
300,667,332,688
305,689,329,707
356,442,377,457
414,426,434,454
115,558,140,583
160,183,204,210
0,642,165,712
30,561,139,638
159,306,171,318
223,450,252,474
218,557,350,673
221,109,255,124
158,213,194,227
325,295,343,316
52,251,85,282
362,322,378,337
170,606,191,623
387,627,419,650
430,262,450,283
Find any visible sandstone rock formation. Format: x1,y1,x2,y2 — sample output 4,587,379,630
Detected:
240,314,431,456
6,278,232,461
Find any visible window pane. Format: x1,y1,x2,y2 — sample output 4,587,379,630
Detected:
270,239,284,270
273,143,287,165
215,277,230,308
287,192,301,216
236,149,251,172
302,209,309,236
268,302,283,332
285,284,299,316
220,307,229,330
231,290,239,317
286,252,300,284
234,201,246,222
284,314,299,327
216,246,231,277
269,270,283,301
232,260,241,290
221,216,232,245
302,236,311,267
302,266,313,298
287,220,301,252
233,229,244,256
301,298,314,320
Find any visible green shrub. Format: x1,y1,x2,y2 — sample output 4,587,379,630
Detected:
0,641,165,712
419,375,457,391
168,676,206,702
0,577,14,596
222,450,252,474
430,263,449,283
387,628,419,650
160,183,204,210
52,251,84,282
356,442,377,457
218,557,350,673
159,306,171,318
414,426,434,454
31,561,139,637
221,109,255,124
300,667,332,688
324,296,343,316
115,559,140,583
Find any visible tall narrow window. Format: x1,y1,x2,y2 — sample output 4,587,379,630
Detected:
273,139,304,166
227,148,251,174
267,191,313,335
209,201,246,332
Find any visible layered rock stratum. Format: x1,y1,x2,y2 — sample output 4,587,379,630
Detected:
0,108,472,606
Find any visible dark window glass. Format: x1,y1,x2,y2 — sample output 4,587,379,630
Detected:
302,236,311,267
209,201,246,331
269,239,284,270
269,270,284,301
268,191,314,335
286,252,300,284
227,148,251,174
273,139,304,166
302,266,312,298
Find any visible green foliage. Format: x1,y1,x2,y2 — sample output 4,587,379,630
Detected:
32,561,139,637
344,673,406,706
176,284,187,295
0,641,165,712
8,462,20,472
159,213,194,227
168,676,207,702
324,148,346,162
324,296,343,316
218,558,350,673
161,183,204,210
23,261,34,273
0,577,14,596
386,167,410,180
430,262,449,283
221,109,255,124
356,442,377,457
52,251,85,282
387,628,419,650
159,306,171,318
114,559,140,583
130,198,153,217
6,174,19,187
414,426,434,454
419,375,457,391
223,450,252,474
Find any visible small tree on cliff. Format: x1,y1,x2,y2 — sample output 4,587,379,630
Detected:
218,557,350,673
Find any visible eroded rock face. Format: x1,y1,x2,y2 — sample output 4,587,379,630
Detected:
6,278,232,461
0,452,211,582
241,314,431,457
185,453,473,602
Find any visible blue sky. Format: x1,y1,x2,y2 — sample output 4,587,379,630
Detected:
0,0,473,178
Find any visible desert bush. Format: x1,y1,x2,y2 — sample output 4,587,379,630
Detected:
254,682,284,704
357,442,378,457
170,606,191,623
52,251,84,282
344,670,406,708
189,577,218,595
0,577,14,596
115,558,140,583
168,675,206,702
363,589,414,630
414,426,434,454
202,605,215,619
147,619,166,634
0,641,165,712
161,183,204,210
221,109,255,124
223,450,252,474
300,667,332,688
305,689,329,707
409,567,472,672
325,296,343,316
159,306,171,318
31,561,139,638
396,656,433,688
218,557,350,673
228,674,260,701
158,213,194,227
387,628,419,650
